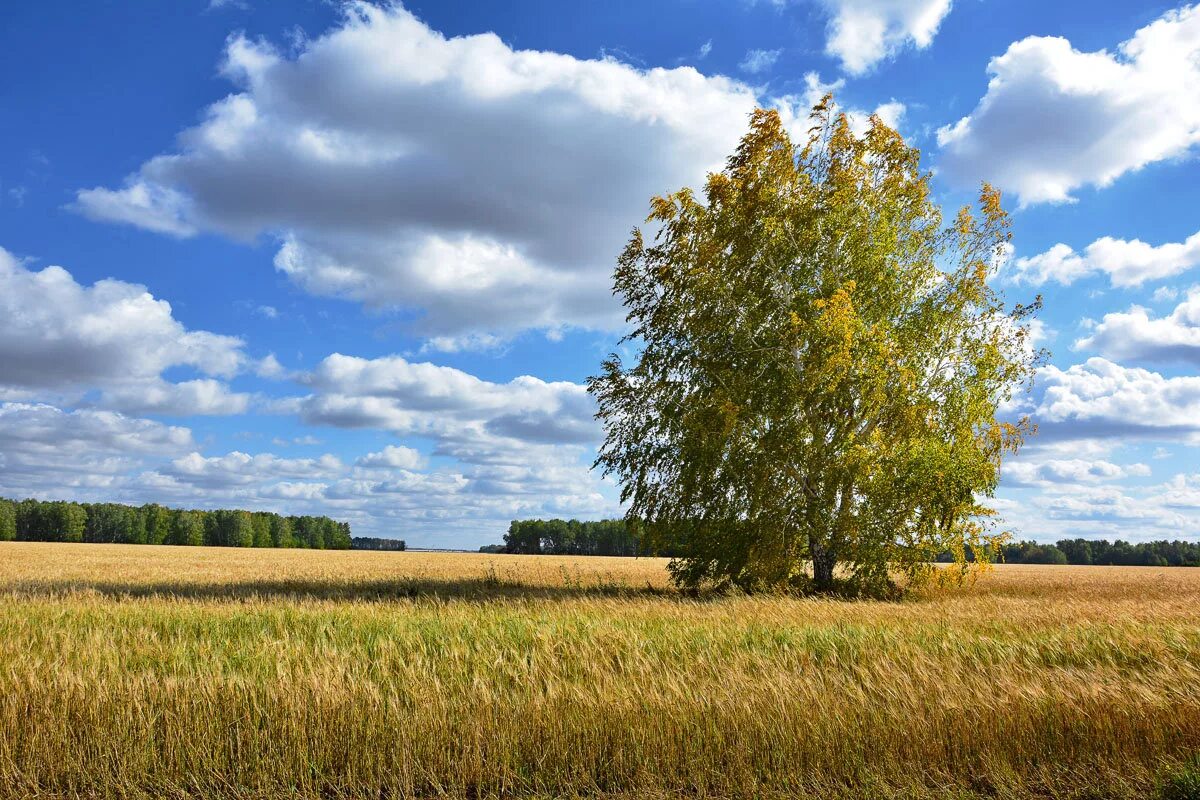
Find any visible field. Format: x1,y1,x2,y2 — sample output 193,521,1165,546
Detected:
1,542,1199,799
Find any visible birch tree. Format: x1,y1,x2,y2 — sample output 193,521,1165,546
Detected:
589,99,1042,596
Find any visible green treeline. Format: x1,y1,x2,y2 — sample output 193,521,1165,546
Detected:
498,518,676,557
491,519,1200,567
939,538,1200,567
0,497,350,549
350,537,407,551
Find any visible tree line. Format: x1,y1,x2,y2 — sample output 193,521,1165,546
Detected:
350,536,407,551
494,518,678,557
493,518,1200,569
0,497,351,549
939,538,1200,567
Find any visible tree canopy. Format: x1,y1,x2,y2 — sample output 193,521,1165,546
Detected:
501,518,669,557
589,99,1042,597
0,496,351,550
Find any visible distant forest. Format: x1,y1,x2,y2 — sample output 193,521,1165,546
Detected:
490,520,1200,567
488,519,676,557
0,497,351,549
350,536,407,551
943,538,1200,567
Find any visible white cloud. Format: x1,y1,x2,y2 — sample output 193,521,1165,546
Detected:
740,48,781,74
73,3,778,342
0,402,194,498
355,444,424,470
1033,485,1173,525
101,378,251,416
1075,288,1200,365
938,5,1200,205
256,354,286,378
1008,229,1200,287
995,470,1200,541
818,0,953,75
1007,243,1088,286
0,403,193,454
1160,474,1200,510
295,353,599,446
0,250,618,540
262,351,618,539
166,450,344,488
1004,456,1150,488
1028,357,1200,441
271,435,322,447
73,182,197,237
0,246,250,415
419,332,505,355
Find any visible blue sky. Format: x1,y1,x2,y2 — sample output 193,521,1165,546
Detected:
2,0,1199,547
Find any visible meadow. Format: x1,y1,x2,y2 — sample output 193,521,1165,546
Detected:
1,542,1198,799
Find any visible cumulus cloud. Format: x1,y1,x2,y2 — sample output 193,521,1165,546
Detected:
255,354,286,379
103,379,252,416
355,444,423,470
1003,456,1150,488
1008,228,1200,287
1032,485,1173,525
72,3,786,343
73,182,196,237
295,353,599,444
1075,289,1200,365
938,5,1200,205
818,0,953,75
0,402,193,454
995,471,1200,541
0,246,251,415
1160,474,1200,510
0,402,194,498
1028,357,1200,441
165,450,345,488
261,351,616,538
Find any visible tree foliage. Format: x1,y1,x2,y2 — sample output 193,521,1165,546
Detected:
590,100,1042,596
2,497,351,550
0,499,16,542
502,518,661,557
944,538,1200,568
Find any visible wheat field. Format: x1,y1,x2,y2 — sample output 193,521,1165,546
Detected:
1,542,1198,799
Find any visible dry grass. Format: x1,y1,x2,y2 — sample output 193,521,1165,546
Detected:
1,542,1198,799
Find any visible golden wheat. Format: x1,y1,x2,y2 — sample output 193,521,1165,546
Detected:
0,541,1197,799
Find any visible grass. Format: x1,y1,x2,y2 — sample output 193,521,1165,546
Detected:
1,542,1198,799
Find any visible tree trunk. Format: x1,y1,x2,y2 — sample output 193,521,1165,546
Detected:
811,541,836,592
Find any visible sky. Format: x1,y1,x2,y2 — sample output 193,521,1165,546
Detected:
2,0,1199,548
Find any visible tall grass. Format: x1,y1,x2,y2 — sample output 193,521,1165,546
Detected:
1,541,1198,798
